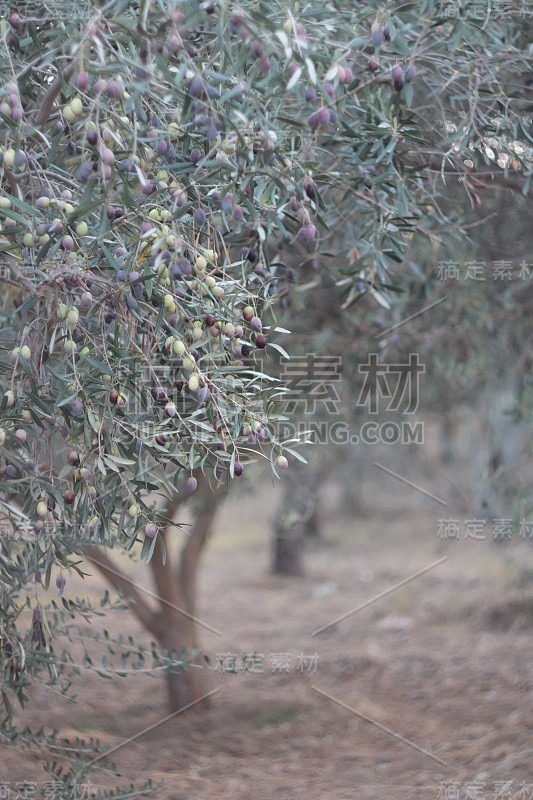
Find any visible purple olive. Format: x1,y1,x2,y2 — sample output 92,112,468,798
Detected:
304,179,317,199
64,489,75,504
107,80,124,99
390,65,404,91
405,65,417,83
165,402,176,418
391,65,403,81
189,75,206,97
297,226,311,243
371,23,384,47
287,61,298,79
305,86,317,103
72,399,84,416
255,333,266,348
233,82,245,102
127,295,138,310
233,205,244,222
80,291,93,309
233,462,244,477
77,162,92,183
205,124,216,141
168,32,182,51
317,107,330,126
251,40,264,59
61,235,75,251
222,194,234,215
186,476,198,492
178,257,192,275
101,147,115,165
198,387,211,402
154,386,166,402
76,71,89,91
193,208,206,228
190,148,202,164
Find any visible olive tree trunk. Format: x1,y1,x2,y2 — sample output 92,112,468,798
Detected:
85,477,225,712
271,459,321,575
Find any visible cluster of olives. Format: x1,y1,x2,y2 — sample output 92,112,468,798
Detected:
366,20,417,93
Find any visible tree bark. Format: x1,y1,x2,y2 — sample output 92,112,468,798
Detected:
85,479,226,712
272,523,304,576
271,458,322,574
440,409,458,464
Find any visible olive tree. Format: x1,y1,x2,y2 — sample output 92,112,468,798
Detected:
0,0,532,791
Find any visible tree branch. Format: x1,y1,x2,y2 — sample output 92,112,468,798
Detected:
84,544,159,637
178,480,226,614
0,252,38,296
405,153,529,194
34,62,76,129
147,497,185,613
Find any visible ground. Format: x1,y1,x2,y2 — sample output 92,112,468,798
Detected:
3,439,533,800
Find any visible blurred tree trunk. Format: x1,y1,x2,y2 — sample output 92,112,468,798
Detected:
272,521,304,576
86,476,225,712
271,459,320,575
440,409,458,464
304,499,321,540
